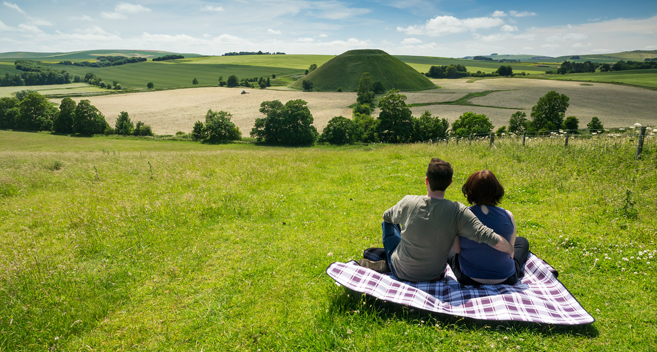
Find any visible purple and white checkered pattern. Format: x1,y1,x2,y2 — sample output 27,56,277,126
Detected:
326,249,594,325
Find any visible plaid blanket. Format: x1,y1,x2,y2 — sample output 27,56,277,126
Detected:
326,248,594,325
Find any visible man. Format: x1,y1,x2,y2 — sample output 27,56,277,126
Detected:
359,158,514,282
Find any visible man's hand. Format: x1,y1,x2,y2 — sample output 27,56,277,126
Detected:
492,235,514,258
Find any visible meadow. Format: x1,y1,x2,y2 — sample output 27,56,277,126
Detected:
0,130,656,351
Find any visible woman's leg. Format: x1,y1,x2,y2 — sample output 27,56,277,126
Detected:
514,237,530,277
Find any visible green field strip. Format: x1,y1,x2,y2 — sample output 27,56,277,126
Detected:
181,54,335,70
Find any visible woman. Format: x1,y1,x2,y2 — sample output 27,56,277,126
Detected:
448,170,530,285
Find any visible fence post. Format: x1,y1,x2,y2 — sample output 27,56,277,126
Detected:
446,137,449,145
522,132,526,146
469,134,473,146
636,126,647,159
489,132,495,147
456,137,459,146
565,131,570,147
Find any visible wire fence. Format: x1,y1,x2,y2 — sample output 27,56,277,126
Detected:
429,126,655,160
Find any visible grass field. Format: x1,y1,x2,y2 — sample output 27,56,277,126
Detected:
395,56,559,75
1,131,656,351
181,55,335,70
0,83,105,98
537,69,657,90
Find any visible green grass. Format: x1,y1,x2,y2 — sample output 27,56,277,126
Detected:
536,69,657,90
182,55,335,70
40,61,301,89
0,83,105,98
291,49,436,92
395,56,559,75
1,130,656,351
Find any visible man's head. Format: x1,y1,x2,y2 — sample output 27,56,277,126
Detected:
426,158,453,191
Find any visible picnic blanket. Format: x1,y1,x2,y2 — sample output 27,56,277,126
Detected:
326,248,594,325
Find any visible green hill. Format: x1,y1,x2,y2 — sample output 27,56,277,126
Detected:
0,50,202,61
291,49,435,92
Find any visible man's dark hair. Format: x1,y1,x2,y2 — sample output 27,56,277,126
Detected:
461,170,504,206
426,158,453,191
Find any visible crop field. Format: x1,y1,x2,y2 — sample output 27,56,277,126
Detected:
55,78,657,136
395,56,559,75
181,55,335,70
0,83,105,98
537,69,657,90
1,130,656,351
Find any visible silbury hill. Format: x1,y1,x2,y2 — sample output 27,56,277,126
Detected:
291,49,436,92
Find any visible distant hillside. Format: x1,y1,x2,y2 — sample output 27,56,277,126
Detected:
291,49,435,92
0,50,202,61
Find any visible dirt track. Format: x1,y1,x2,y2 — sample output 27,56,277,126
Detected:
55,79,657,136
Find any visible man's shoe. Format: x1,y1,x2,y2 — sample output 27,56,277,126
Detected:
358,259,390,273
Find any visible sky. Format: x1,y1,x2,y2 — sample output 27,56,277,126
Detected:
1,0,656,57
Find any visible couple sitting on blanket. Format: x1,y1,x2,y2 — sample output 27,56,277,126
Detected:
359,158,529,285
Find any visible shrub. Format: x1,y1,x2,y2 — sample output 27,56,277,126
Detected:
352,103,371,116
250,99,317,145
563,116,579,132
204,110,241,141
320,116,360,145
496,126,507,136
53,97,76,134
134,121,154,136
192,78,199,85
451,112,493,137
227,75,239,87
192,121,206,140
376,90,414,143
147,82,154,89
336,87,343,92
373,81,385,94
587,116,604,132
259,81,267,89
508,111,528,133
302,80,313,92
115,111,134,135
356,72,375,105
353,113,379,143
15,89,36,101
114,83,122,90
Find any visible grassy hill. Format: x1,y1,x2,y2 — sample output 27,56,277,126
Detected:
291,49,435,92
0,50,203,61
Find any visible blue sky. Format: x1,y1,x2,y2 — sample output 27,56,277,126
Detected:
1,0,656,56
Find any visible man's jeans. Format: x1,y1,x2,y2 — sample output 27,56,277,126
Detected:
382,221,401,276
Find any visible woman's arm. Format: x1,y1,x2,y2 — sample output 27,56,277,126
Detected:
507,210,517,258
452,236,461,254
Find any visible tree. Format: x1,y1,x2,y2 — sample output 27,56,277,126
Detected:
15,92,56,131
204,110,241,141
319,116,359,145
496,126,507,136
192,121,206,140
227,75,238,87
302,80,313,92
192,78,199,85
356,72,375,105
587,116,604,132
376,90,414,143
530,91,570,131
496,65,513,76
272,74,276,79
114,83,122,90
133,121,154,136
259,81,267,89
373,81,385,94
0,97,20,129
147,82,154,89
15,89,36,101
414,111,449,142
353,113,378,143
115,111,134,135
563,116,579,132
250,99,318,145
508,111,528,133
308,63,317,72
451,112,494,137
352,103,371,116
73,100,108,135
53,97,76,134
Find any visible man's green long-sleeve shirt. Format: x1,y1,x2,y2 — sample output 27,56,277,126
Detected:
383,195,501,282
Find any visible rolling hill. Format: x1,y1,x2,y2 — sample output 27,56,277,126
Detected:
0,50,203,61
290,49,435,92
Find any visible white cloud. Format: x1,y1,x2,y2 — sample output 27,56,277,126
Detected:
523,47,534,51
115,3,151,14
571,42,592,48
69,15,93,21
308,2,370,20
402,37,422,44
3,1,25,15
645,45,657,50
542,44,560,48
0,20,16,31
267,29,282,34
397,15,505,36
501,25,518,32
491,11,506,18
101,12,127,20
510,11,537,17
18,24,42,34
319,34,328,38
547,33,589,42
202,5,224,12
296,37,314,42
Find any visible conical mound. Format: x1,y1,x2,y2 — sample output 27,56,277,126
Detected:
290,49,435,92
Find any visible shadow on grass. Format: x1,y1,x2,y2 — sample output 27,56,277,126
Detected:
328,286,599,338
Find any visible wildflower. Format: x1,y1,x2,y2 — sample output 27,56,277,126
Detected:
327,252,333,256
347,329,353,334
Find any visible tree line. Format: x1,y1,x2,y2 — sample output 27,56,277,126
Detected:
59,56,147,67
0,91,151,136
425,64,519,79
152,55,185,61
549,59,657,74
223,51,286,56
